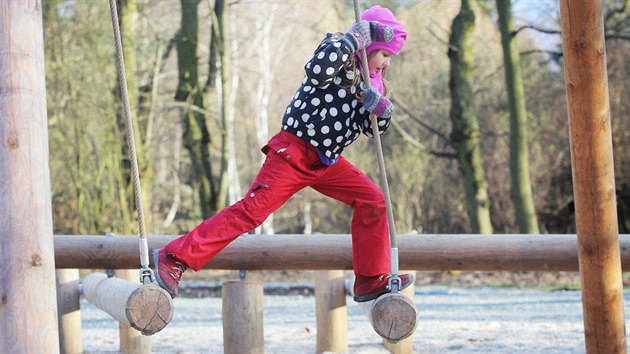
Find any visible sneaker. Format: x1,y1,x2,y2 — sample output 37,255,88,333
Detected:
153,248,188,298
353,273,415,302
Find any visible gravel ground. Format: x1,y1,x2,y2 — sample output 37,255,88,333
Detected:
80,285,630,353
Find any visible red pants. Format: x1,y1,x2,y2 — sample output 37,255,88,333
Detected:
165,130,390,276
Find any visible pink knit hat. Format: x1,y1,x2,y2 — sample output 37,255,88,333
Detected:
361,5,407,56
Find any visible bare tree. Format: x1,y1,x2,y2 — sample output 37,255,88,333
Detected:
448,0,493,234
496,0,540,234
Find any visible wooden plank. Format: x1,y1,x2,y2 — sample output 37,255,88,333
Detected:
53,234,630,271
0,0,59,351
82,273,173,336
559,1,626,353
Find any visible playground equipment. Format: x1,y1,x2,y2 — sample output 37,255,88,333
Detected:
52,233,630,352
1,0,626,353
54,233,630,271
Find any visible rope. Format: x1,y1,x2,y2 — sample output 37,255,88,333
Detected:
352,0,401,292
108,0,152,285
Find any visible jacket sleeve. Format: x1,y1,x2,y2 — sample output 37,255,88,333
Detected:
359,111,391,138
303,34,355,90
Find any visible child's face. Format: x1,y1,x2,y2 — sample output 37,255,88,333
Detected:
368,50,393,74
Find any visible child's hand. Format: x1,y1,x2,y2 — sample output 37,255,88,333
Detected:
362,87,394,118
343,20,393,52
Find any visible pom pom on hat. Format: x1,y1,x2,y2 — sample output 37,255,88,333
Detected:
361,5,407,56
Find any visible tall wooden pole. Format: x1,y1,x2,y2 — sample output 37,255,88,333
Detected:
0,0,60,351
559,1,626,353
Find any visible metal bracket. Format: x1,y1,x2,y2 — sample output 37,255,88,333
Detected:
105,232,115,278
140,267,155,285
388,274,401,294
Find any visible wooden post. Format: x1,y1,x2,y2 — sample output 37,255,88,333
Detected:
559,1,627,353
115,269,152,353
314,270,348,353
0,0,60,351
222,280,264,354
82,273,173,336
384,271,416,354
56,269,83,354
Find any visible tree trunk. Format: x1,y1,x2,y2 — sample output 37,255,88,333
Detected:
226,4,241,205
214,0,231,211
114,0,157,234
496,0,540,234
253,3,277,235
447,0,493,234
177,0,218,218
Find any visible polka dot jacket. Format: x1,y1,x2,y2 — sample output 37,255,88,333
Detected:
281,33,391,164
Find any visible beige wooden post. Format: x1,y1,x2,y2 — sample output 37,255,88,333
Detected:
559,1,627,353
384,271,416,354
222,280,264,354
0,0,60,351
314,270,348,353
56,269,83,354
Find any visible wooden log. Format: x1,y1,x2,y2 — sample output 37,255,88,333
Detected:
56,269,83,354
222,280,264,354
384,271,416,353
54,234,630,271
347,276,419,343
368,293,418,343
115,269,151,353
559,1,627,353
1,0,59,351
81,273,173,336
314,270,348,353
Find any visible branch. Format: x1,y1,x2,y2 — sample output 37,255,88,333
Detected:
391,96,452,145
513,25,561,37
521,48,563,59
605,33,630,41
391,119,456,159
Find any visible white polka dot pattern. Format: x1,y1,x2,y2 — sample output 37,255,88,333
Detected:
282,33,391,161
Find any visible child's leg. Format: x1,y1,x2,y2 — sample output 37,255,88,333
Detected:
165,152,308,270
311,156,390,277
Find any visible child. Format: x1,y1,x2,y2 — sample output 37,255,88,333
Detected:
153,5,412,302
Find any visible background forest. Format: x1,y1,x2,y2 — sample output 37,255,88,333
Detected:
42,0,630,239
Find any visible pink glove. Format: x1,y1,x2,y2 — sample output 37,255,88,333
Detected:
343,20,393,52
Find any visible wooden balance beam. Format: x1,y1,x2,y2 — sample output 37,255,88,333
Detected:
54,234,630,271
82,273,173,335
